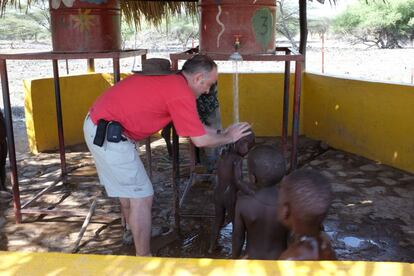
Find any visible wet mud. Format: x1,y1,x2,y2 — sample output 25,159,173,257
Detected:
0,136,412,262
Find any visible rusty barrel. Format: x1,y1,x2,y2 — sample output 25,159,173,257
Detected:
49,0,121,52
199,0,276,55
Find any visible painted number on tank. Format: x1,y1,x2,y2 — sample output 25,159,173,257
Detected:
252,8,274,51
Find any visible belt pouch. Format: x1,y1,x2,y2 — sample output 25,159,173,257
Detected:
107,121,124,143
93,119,108,147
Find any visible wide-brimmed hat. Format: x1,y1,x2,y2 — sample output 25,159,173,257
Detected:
132,58,176,75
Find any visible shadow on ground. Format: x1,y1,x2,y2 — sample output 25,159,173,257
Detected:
0,136,412,262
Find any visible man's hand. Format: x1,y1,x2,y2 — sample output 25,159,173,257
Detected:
224,122,251,143
190,121,251,148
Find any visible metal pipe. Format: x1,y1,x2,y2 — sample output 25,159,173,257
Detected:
87,58,95,73
145,137,152,180
290,61,303,171
282,50,291,156
52,60,67,178
113,57,120,83
172,126,181,233
0,59,21,223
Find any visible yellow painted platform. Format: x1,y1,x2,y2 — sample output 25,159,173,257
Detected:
0,251,412,276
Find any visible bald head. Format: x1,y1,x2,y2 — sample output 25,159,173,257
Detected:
280,169,332,226
247,145,286,187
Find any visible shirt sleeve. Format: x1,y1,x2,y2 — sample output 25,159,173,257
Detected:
167,96,206,137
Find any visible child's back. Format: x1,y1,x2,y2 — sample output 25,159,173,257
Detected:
232,145,288,259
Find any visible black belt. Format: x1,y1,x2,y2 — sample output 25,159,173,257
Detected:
93,119,126,147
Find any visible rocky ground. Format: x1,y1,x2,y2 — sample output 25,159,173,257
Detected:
0,136,412,262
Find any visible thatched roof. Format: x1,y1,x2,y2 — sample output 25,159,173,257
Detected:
0,0,337,27
120,1,197,27
0,0,198,27
2,0,386,28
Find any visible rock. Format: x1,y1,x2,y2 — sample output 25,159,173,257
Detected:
21,169,39,178
0,216,7,228
328,164,343,171
321,170,335,179
360,164,380,172
320,141,330,150
332,182,355,193
377,177,397,186
310,160,324,166
362,186,386,195
337,171,347,177
0,190,12,199
349,178,371,184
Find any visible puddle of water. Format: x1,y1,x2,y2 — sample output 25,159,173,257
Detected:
217,223,233,255
339,236,379,248
341,236,364,247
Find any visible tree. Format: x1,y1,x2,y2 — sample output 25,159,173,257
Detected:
0,3,50,42
333,0,414,48
276,0,300,49
0,12,47,42
164,16,199,50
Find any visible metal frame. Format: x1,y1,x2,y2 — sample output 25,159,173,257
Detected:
169,47,304,230
0,49,147,223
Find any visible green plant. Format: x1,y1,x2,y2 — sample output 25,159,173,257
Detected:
333,0,414,48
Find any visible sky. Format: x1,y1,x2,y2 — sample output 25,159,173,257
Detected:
307,0,357,18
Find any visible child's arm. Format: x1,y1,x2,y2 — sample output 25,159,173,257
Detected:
232,200,246,258
233,159,254,195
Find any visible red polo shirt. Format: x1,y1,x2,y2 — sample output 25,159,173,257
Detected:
89,73,206,141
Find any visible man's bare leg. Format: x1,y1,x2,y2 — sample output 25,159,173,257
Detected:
119,198,134,244
120,198,131,225
128,195,153,256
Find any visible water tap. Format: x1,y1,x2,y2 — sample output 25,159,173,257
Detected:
234,34,242,51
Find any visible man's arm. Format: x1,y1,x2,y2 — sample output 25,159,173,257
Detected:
190,122,251,148
232,200,246,259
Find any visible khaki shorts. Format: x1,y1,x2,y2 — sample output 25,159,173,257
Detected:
83,115,153,198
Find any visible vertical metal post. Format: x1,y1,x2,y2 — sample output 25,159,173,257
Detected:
321,33,325,74
172,126,180,233
282,50,291,155
290,61,303,171
52,60,67,178
170,57,181,231
87,58,95,73
145,137,152,181
170,58,180,180
0,59,21,223
113,57,120,83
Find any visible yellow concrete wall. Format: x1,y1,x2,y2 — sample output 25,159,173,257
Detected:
303,73,414,173
218,73,301,136
0,251,412,276
24,73,115,153
24,72,414,173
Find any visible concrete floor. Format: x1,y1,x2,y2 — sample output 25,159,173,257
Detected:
0,136,412,262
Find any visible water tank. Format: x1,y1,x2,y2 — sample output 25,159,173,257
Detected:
199,0,276,55
49,0,121,52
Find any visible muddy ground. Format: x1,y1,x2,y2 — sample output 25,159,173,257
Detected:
0,136,412,262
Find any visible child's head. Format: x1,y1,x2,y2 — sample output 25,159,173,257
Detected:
247,145,286,187
234,130,255,157
278,169,332,230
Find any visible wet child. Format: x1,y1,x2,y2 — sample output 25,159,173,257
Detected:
232,145,288,259
209,131,255,253
277,169,336,260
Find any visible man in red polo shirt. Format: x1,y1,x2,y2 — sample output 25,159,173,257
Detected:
83,55,251,256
